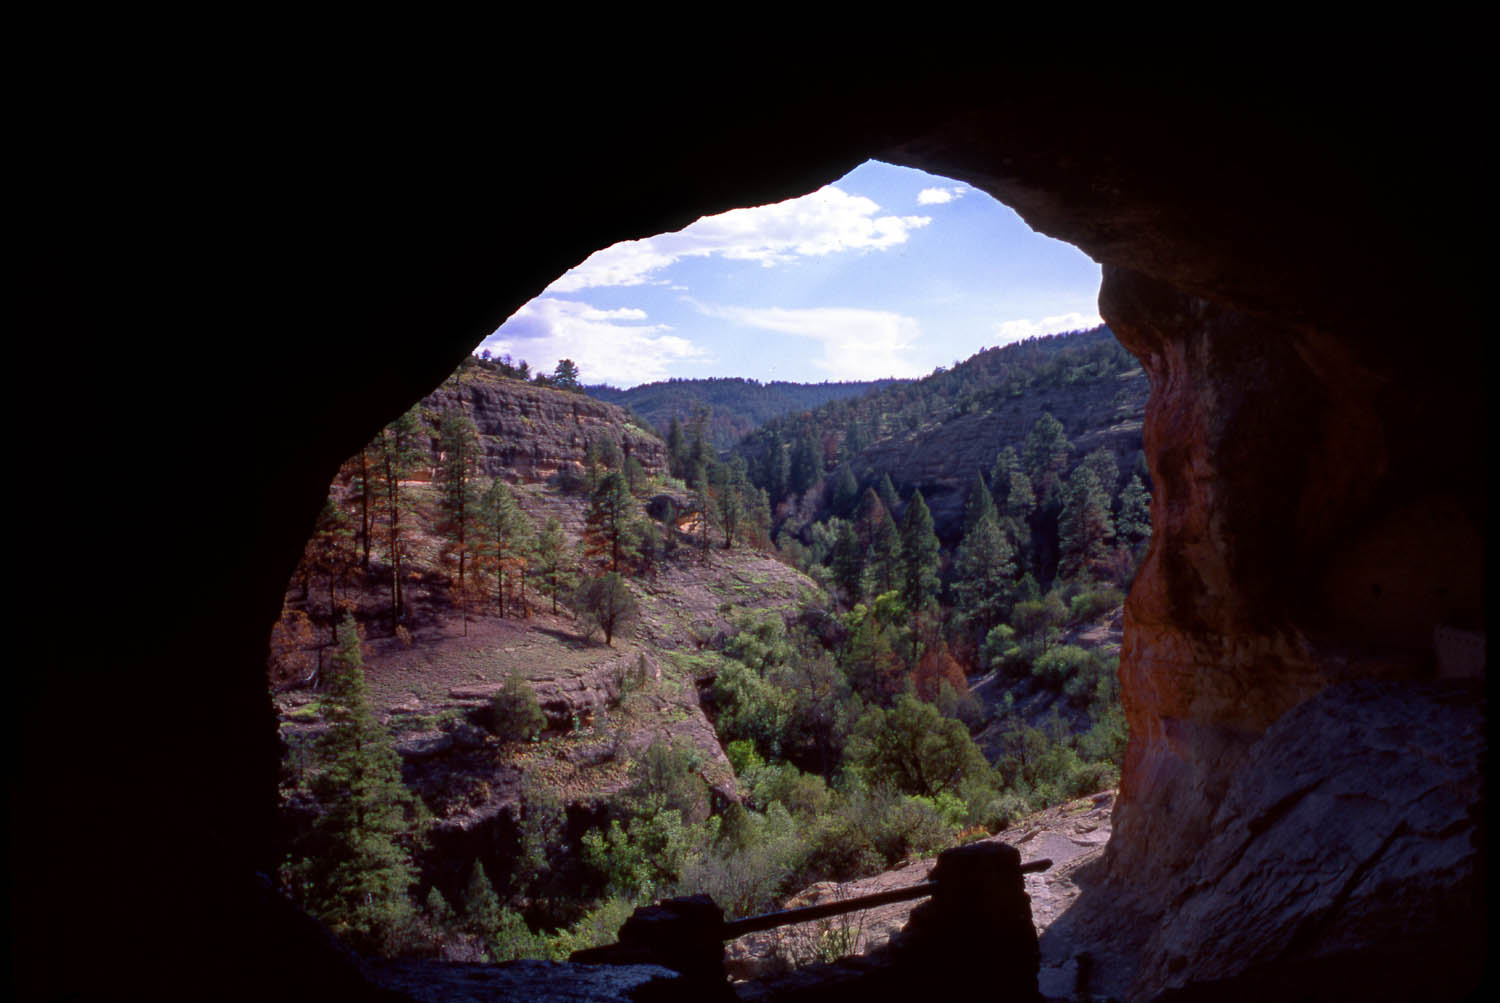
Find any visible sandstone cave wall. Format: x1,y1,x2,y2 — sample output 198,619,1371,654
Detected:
21,59,1485,1001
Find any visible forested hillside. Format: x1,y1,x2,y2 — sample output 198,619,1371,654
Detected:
268,337,1146,968
586,376,900,451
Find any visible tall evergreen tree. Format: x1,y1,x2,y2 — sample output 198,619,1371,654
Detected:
952,505,1016,637
830,462,860,517
1001,468,1036,557
764,429,790,504
478,478,529,617
829,520,865,601
306,499,356,643
876,472,901,516
532,516,577,614
841,418,868,461
960,472,998,537
666,416,687,480
375,406,426,630
460,859,502,937
789,433,821,497
300,615,422,954
899,489,941,619
1022,412,1072,506
437,408,482,627
552,358,581,389
584,471,637,572
1058,465,1115,582
869,510,904,597
1081,447,1120,501
714,455,749,549
989,445,1021,502
1115,474,1152,551
351,444,376,569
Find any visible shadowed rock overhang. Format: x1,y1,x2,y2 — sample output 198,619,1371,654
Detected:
19,53,1485,1001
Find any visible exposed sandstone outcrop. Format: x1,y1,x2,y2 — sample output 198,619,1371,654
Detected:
423,374,667,485
1096,266,1485,899
1132,680,1484,1000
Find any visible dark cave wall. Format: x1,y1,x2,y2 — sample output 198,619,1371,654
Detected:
18,57,1484,1000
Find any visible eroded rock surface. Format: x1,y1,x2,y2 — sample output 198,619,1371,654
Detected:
1132,680,1485,1001
424,375,667,485
725,793,1114,987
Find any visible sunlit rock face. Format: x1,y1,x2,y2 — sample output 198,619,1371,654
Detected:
880,84,1484,998
1095,266,1485,895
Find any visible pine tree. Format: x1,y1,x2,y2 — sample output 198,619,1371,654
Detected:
876,472,901,517
301,615,422,954
870,511,904,597
952,506,1016,637
1058,465,1115,582
666,416,687,480
1115,474,1152,551
830,520,865,601
461,859,502,937
830,462,860,517
437,408,482,629
1022,412,1072,506
714,456,749,549
790,433,821,497
304,499,356,643
960,472,998,537
584,471,638,572
1001,468,1036,560
989,445,1020,503
1081,447,1120,500
375,407,426,631
571,572,639,646
532,516,577,614
763,428,790,504
899,489,941,620
478,478,529,617
552,358,581,390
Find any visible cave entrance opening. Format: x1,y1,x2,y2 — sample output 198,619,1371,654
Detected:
269,156,1138,972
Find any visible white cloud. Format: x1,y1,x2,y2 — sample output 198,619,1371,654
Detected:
994,311,1104,343
479,298,706,387
916,186,966,205
703,304,925,381
546,186,931,293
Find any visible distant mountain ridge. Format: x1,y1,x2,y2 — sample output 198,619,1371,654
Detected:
735,325,1150,539
585,376,903,450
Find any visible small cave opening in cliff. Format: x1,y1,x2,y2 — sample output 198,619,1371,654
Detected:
266,158,1144,984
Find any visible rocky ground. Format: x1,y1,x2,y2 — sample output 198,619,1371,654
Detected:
727,790,1117,1000
274,527,822,843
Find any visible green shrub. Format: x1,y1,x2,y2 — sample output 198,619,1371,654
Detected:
749,763,831,820
623,739,710,824
679,802,807,917
1032,645,1094,690
1068,587,1123,624
726,739,764,779
710,659,792,761
1077,703,1128,766
489,674,546,743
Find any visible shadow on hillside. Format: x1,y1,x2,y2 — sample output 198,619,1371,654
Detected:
531,625,594,649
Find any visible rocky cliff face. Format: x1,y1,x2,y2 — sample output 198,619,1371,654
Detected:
423,373,667,484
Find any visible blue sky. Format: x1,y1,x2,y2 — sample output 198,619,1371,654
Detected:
476,160,1103,389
